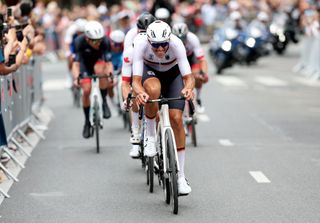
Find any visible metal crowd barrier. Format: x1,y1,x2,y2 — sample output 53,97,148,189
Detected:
293,36,320,79
0,56,45,198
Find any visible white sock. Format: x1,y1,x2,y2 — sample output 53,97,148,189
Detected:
145,117,156,138
131,111,140,130
178,150,185,179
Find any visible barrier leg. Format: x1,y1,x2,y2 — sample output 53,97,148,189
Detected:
17,130,35,148
0,162,19,182
0,187,10,198
2,147,25,169
10,138,31,157
27,122,45,140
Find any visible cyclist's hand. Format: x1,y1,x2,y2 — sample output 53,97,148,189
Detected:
136,92,149,105
181,88,194,101
121,99,132,112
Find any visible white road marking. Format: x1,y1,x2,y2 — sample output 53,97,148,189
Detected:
255,76,288,87
43,79,67,91
219,139,234,147
293,77,320,87
29,191,65,197
249,171,271,183
215,76,247,87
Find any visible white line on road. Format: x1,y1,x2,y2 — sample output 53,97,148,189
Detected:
255,76,288,87
249,171,271,183
219,139,234,147
293,77,320,87
29,191,65,197
215,76,247,87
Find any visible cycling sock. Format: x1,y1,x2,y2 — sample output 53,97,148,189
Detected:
177,149,185,179
145,117,156,138
83,106,90,124
100,89,108,103
131,111,140,130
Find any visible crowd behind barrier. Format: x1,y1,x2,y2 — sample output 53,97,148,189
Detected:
0,56,43,154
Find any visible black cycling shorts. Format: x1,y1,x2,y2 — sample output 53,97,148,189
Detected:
142,64,185,111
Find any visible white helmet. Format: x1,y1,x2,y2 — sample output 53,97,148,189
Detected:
155,8,170,20
110,30,125,43
172,23,188,40
147,20,171,43
85,21,105,39
75,18,87,33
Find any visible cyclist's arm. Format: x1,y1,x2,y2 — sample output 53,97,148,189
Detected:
102,40,114,76
72,36,82,80
132,39,145,95
72,61,80,80
189,32,208,75
121,49,133,99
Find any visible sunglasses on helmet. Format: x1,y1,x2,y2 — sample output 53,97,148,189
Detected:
150,41,169,49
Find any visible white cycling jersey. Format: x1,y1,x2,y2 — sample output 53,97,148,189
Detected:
121,32,146,82
124,27,138,50
133,34,191,76
64,23,78,44
184,32,205,60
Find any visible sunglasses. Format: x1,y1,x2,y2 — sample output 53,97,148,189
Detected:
112,41,123,47
89,38,102,44
150,41,169,49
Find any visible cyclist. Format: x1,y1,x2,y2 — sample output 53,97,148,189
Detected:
172,22,209,113
108,30,125,104
122,13,156,158
72,21,113,138
132,20,194,195
124,12,156,50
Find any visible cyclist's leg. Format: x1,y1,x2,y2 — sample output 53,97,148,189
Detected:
161,66,191,194
95,61,112,119
141,65,161,157
129,97,140,157
80,77,92,138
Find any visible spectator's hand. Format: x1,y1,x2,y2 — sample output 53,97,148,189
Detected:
5,28,17,43
9,64,18,72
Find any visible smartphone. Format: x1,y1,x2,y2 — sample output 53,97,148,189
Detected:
8,54,16,66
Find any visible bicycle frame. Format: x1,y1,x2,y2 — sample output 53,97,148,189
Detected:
158,104,180,177
89,77,103,127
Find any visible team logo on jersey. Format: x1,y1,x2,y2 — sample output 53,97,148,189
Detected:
147,71,156,76
124,57,130,63
165,55,170,60
149,54,154,60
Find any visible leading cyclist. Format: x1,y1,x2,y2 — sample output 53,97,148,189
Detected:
132,20,194,195
72,21,113,138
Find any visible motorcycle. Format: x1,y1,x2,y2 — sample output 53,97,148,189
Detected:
209,27,243,74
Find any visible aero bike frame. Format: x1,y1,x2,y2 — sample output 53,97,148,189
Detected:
89,75,104,127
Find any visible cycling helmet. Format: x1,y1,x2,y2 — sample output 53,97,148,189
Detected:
137,12,156,30
147,20,171,43
110,30,125,43
85,21,104,39
75,18,87,33
172,23,188,40
155,8,170,20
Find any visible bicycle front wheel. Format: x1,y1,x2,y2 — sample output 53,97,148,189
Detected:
93,97,100,153
165,130,178,214
189,120,197,147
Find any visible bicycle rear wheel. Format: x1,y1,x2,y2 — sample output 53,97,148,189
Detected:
93,97,100,153
146,156,154,193
189,120,197,147
165,130,178,214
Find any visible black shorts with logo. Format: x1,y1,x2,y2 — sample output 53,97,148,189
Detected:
142,64,185,111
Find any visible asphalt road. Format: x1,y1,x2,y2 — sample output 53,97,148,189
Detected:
0,43,320,223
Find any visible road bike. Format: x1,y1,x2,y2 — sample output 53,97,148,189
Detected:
184,100,197,147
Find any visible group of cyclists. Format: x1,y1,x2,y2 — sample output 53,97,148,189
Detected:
64,9,210,196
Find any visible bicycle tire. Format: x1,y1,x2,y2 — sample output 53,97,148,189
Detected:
94,97,100,154
165,130,178,214
190,120,197,147
148,156,154,193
